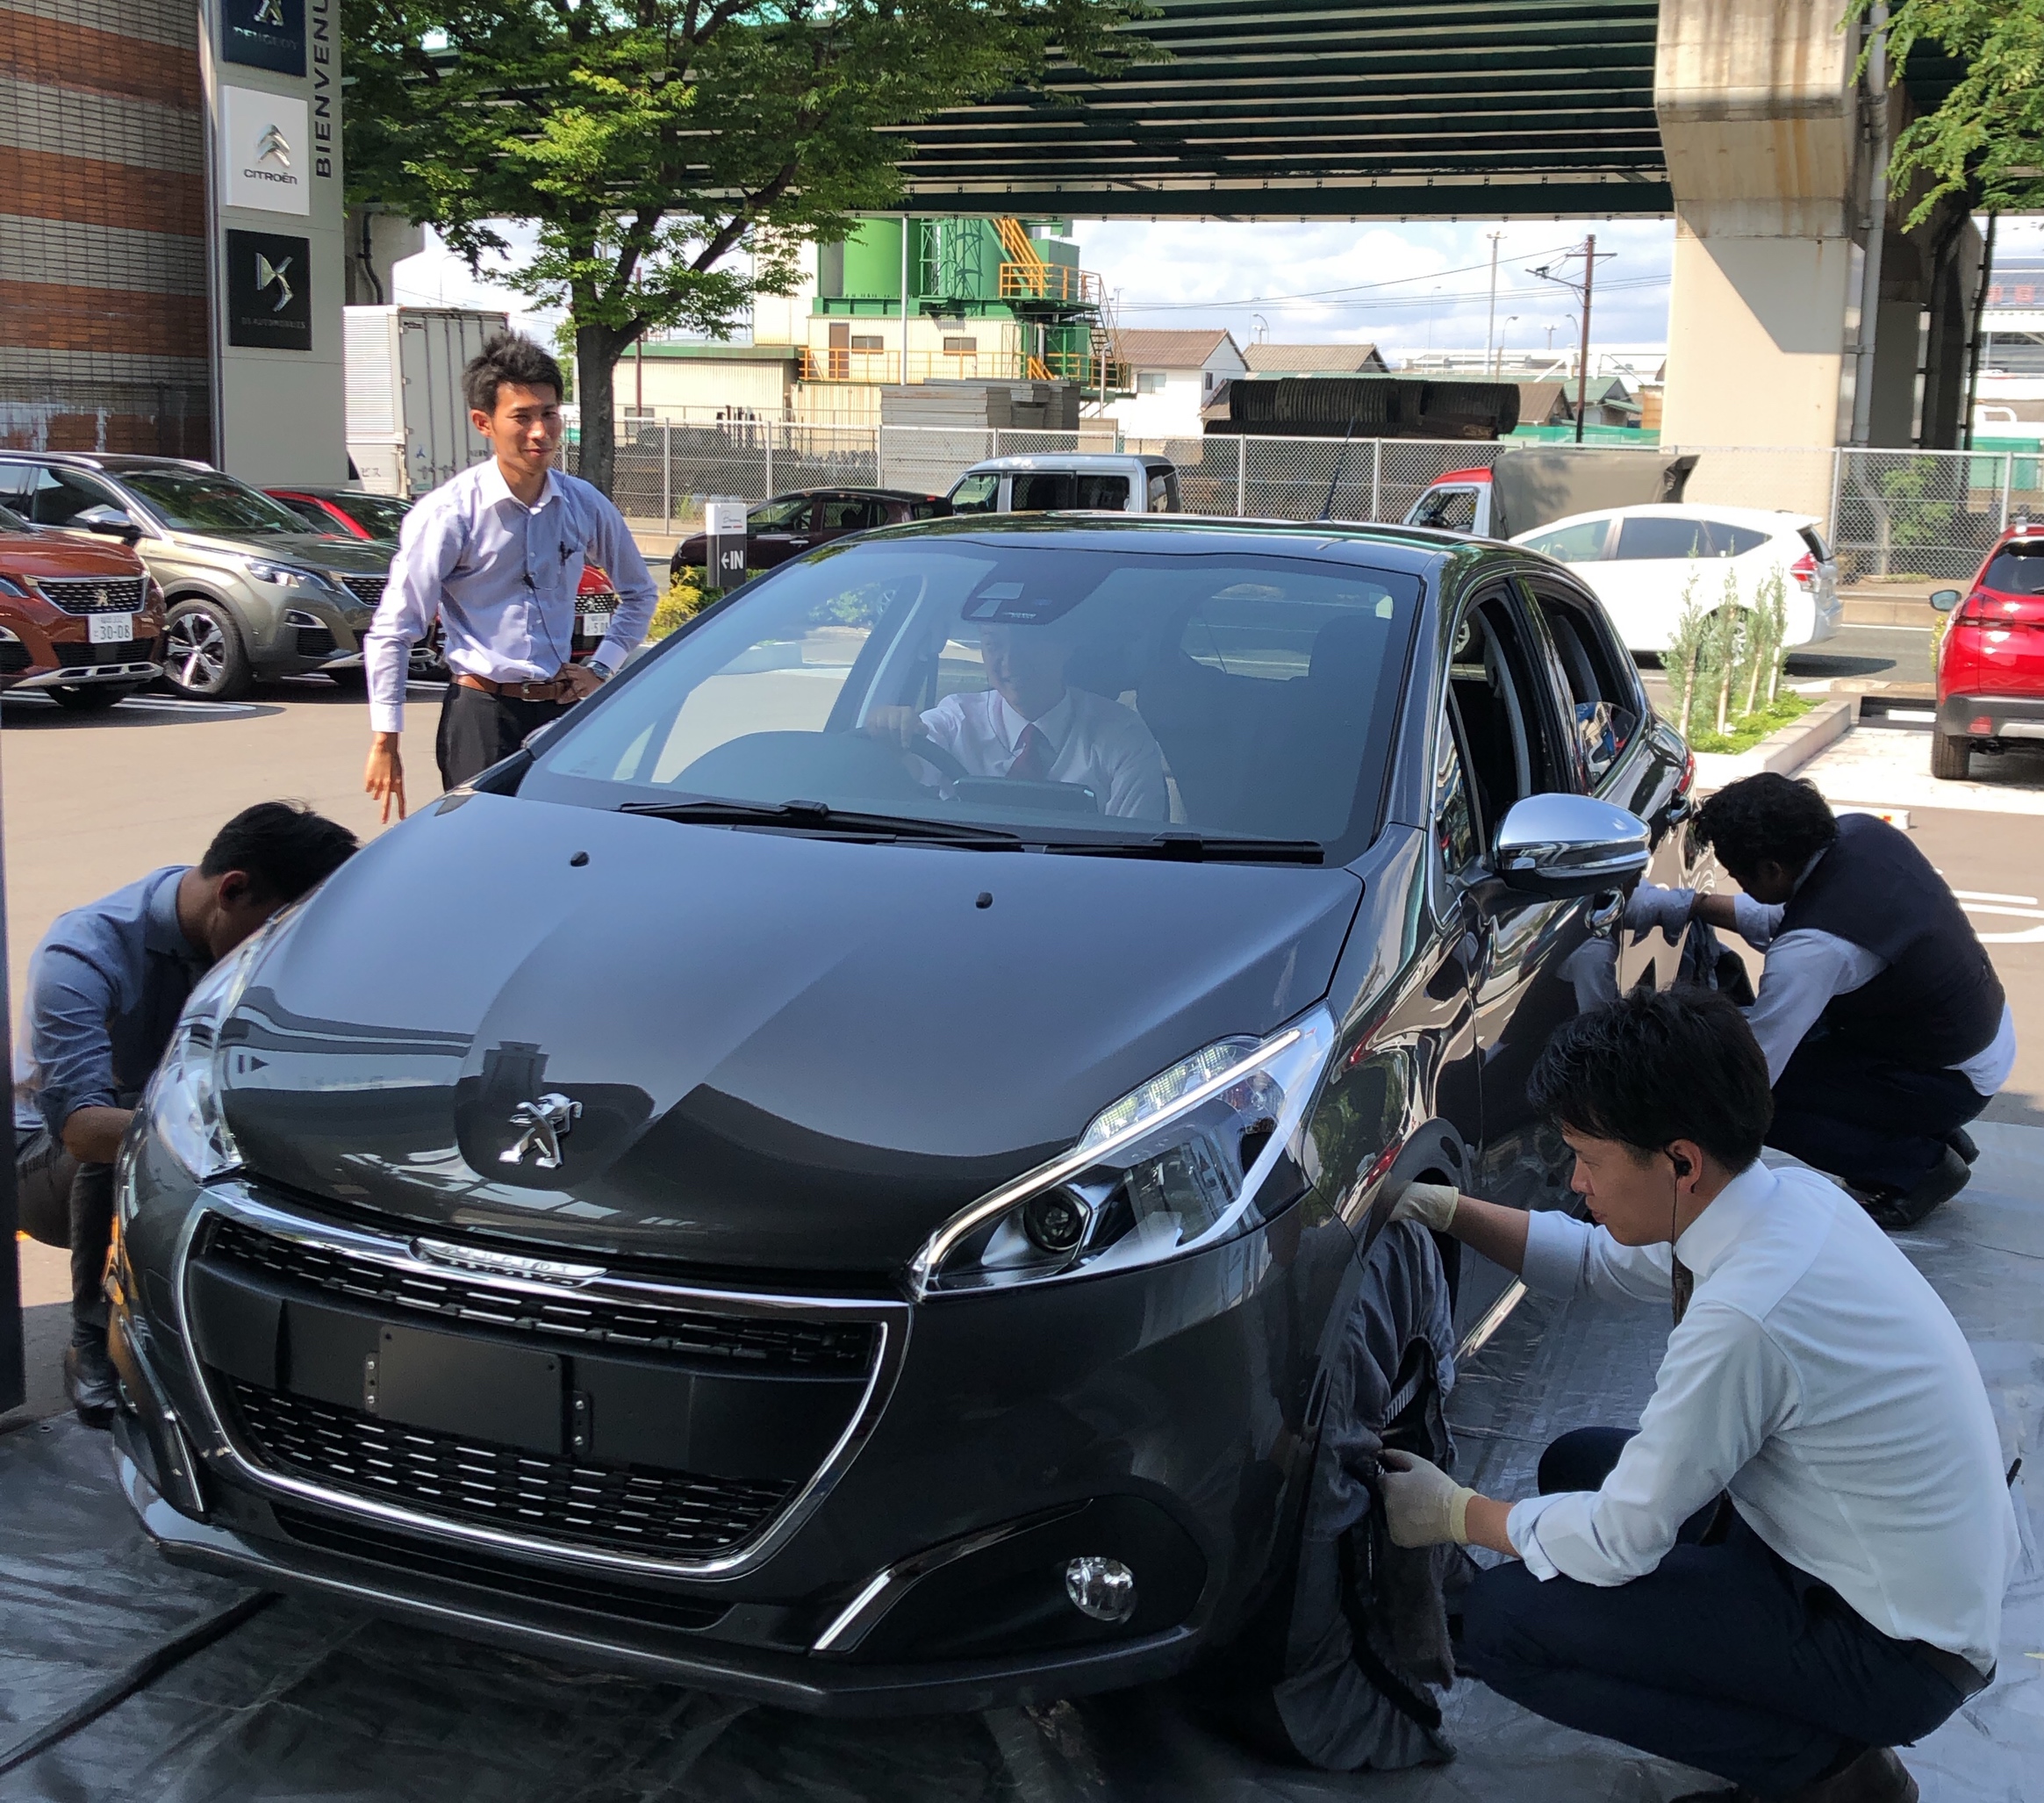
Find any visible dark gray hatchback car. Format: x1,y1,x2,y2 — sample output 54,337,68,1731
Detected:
107,516,1703,1712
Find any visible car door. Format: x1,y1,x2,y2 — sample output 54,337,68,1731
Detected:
812,494,884,546
1451,588,1602,1222
1600,513,1716,652
749,498,815,568
1520,576,1696,995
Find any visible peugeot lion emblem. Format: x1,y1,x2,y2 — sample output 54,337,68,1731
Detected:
500,1092,582,1169
93,586,109,607
254,0,286,25
255,251,293,313
256,123,291,169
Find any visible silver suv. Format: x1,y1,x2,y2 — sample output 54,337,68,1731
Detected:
0,454,392,700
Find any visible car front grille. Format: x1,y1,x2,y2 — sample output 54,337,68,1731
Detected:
204,1216,877,1376
226,1380,793,1560
36,576,148,614
340,574,386,608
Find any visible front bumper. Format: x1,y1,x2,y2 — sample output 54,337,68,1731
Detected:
112,1172,1352,1711
1936,692,2044,741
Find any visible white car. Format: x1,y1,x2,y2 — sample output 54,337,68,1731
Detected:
946,454,1181,515
1511,503,1841,654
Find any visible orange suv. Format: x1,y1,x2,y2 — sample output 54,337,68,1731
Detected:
0,500,164,709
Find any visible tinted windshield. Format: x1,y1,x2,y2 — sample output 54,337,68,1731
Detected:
525,536,1423,857
333,493,412,539
120,470,306,535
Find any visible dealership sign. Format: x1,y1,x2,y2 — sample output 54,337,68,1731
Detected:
221,0,305,75
220,88,308,215
226,229,312,350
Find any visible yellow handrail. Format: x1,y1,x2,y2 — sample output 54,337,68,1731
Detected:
999,263,1103,306
995,217,1041,267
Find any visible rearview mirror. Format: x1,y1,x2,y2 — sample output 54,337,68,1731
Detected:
71,504,139,542
1928,589,1962,613
1492,794,1652,899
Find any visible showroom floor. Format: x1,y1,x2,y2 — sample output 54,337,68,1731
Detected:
3,1132,2037,1802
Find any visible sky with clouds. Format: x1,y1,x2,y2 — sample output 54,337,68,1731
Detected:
388,212,2044,368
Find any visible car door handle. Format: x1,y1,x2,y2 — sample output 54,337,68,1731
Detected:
1666,794,1694,825
1585,889,1624,939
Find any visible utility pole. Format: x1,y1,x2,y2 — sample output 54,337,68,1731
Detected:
901,212,912,385
1484,231,1503,377
1576,233,1596,443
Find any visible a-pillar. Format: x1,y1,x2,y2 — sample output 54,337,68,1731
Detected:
1654,0,1872,517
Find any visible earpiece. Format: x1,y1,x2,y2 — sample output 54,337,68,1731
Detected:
1669,1152,1692,1181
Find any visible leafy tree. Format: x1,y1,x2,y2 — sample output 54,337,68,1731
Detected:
1854,0,2044,226
343,0,1149,494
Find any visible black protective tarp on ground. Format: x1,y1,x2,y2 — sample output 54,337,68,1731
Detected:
3,1133,2039,1801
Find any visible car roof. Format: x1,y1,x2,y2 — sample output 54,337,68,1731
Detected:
959,455,1173,475
763,487,939,502
855,511,1472,573
0,451,215,474
1510,501,1818,538
266,484,400,502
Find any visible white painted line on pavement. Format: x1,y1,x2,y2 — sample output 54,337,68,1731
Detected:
1954,889,2040,907
1976,923,2044,945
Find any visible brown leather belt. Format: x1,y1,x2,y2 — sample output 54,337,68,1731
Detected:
454,671,574,702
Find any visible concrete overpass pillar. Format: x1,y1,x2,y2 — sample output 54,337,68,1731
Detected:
1654,0,1870,514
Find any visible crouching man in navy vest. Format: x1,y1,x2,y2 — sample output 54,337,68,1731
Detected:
1624,773,2012,1226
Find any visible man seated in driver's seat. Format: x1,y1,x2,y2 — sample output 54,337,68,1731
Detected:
866,619,1169,819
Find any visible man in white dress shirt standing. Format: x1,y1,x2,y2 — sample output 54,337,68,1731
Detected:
362,334,658,818
865,617,1168,819
1378,988,2017,1803
1625,772,2012,1226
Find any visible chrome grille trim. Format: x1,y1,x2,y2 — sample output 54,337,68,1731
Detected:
173,1183,911,1579
38,575,148,614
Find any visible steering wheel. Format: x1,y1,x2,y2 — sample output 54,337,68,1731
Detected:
903,732,972,785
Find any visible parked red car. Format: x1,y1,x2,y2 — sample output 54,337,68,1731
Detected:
0,499,166,710
1932,523,2044,779
266,485,620,665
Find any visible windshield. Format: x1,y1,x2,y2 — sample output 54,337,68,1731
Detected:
119,470,308,535
524,535,1423,858
333,493,412,539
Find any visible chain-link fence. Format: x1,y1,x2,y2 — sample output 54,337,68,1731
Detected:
565,418,2042,583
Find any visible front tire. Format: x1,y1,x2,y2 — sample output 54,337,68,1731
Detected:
1931,731,1970,780
46,683,140,712
161,600,252,700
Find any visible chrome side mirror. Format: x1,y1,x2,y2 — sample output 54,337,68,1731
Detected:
71,504,140,542
1492,794,1652,899
1927,589,1962,613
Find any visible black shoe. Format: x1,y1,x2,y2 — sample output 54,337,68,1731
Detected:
63,1339,119,1427
1946,1126,1980,1166
1850,1146,1971,1230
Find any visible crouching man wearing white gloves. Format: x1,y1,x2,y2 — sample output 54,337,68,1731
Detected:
1375,987,2016,1803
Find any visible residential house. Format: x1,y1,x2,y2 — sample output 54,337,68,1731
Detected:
1110,328,1249,439
1241,343,1390,376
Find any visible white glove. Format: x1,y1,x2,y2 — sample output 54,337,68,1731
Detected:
1387,1180,1460,1232
1379,1451,1478,1548
1623,883,1695,940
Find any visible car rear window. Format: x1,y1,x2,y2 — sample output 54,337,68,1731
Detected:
1612,517,1768,560
1981,542,2044,595
1797,527,1832,563
527,538,1424,861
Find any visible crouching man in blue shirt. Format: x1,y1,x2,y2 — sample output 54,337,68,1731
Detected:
1380,988,2017,1803
14,802,357,1422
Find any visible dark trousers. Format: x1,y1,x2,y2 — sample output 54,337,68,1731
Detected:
1766,1027,1986,1193
1460,1428,1971,1797
15,1128,115,1344
435,685,569,792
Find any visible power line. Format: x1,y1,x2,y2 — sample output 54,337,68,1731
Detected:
1101,240,1590,312
1115,272,1669,314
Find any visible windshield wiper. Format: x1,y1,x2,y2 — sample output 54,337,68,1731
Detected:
620,797,1024,847
1046,832,1326,865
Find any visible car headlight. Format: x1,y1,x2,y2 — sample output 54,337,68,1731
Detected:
137,917,281,1187
910,1005,1335,1297
243,558,331,592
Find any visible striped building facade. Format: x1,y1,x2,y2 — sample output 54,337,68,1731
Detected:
0,0,210,455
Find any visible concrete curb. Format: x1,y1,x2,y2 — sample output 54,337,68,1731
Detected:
1842,594,1939,628
1692,697,1855,792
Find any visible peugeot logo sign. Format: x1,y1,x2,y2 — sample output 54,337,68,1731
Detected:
498,1092,583,1169
254,0,286,25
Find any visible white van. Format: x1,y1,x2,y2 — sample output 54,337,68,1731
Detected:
946,454,1181,516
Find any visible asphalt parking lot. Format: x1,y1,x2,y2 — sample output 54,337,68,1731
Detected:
2,675,2039,1799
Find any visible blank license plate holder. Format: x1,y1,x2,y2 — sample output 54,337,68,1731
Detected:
368,1321,564,1455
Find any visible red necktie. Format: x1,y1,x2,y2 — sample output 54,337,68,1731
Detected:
1008,722,1052,780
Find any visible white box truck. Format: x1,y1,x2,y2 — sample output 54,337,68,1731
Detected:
345,305,510,498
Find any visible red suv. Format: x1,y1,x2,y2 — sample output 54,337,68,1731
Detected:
0,499,166,709
1932,524,2044,779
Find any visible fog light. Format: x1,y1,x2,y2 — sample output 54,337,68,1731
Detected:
1065,1555,1137,1623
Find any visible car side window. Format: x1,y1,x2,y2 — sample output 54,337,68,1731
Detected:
1611,516,1709,560
31,468,118,528
815,497,877,531
1703,521,1768,557
1446,594,1566,847
1072,473,1130,511
949,475,999,514
1524,589,1641,790
1520,518,1610,564
1009,473,1073,512
749,497,808,531
0,464,33,510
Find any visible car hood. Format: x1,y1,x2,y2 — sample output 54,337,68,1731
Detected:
219,794,1363,1275
160,528,392,573
0,531,147,579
